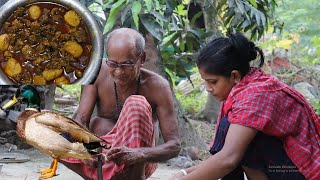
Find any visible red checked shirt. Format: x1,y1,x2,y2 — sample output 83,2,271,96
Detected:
217,68,320,180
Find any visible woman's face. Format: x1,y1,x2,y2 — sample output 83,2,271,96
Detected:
199,68,239,102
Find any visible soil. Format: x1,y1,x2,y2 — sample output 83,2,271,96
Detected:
0,87,217,180
0,118,215,180
0,117,215,180
0,146,181,180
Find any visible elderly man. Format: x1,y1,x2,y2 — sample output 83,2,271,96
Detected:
62,28,181,180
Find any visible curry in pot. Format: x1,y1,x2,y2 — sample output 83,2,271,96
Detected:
0,2,92,84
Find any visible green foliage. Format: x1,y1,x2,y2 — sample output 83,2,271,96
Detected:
131,1,142,29
80,0,279,86
276,0,319,44
176,88,207,114
309,36,320,64
270,0,320,65
207,0,282,40
103,0,126,33
259,31,300,52
79,0,281,111
174,68,207,114
56,85,81,100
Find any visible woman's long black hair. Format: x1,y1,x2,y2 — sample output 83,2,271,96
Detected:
196,32,264,77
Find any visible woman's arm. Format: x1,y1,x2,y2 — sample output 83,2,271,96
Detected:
178,124,258,180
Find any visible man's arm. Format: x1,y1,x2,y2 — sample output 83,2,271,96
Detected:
75,85,97,128
141,78,181,162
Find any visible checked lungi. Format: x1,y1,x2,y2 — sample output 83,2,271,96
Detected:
64,95,157,180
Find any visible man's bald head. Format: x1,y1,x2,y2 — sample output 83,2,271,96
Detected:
104,28,145,55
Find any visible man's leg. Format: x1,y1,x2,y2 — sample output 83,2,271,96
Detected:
89,116,116,136
104,95,156,180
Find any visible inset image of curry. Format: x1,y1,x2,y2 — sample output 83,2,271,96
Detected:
0,2,93,85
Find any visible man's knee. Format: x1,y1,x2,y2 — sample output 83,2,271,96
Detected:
123,95,151,114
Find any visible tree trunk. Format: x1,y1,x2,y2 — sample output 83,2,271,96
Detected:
198,0,222,123
203,94,220,123
144,34,207,149
42,85,55,110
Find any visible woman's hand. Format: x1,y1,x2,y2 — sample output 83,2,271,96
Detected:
169,170,187,180
106,146,145,165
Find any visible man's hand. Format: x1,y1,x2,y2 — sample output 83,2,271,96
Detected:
106,146,145,166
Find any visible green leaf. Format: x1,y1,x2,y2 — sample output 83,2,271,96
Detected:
240,19,250,28
179,37,185,52
144,0,152,11
255,12,261,26
260,12,266,27
164,69,174,88
175,4,188,16
187,38,193,52
162,32,179,46
121,4,132,24
140,14,163,40
132,1,142,29
103,0,126,34
190,11,203,25
79,0,96,7
228,0,235,7
150,10,169,22
235,0,245,14
249,0,257,8
188,28,204,39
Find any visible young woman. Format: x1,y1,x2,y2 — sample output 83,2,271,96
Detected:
170,32,320,180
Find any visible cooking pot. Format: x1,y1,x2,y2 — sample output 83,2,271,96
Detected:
0,0,103,84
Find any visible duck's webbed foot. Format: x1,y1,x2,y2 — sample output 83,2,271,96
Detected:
39,158,58,179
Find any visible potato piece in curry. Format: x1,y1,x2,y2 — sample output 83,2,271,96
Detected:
33,75,47,85
0,34,9,51
55,76,69,84
4,58,22,77
42,69,63,81
64,41,83,58
64,10,80,27
28,5,42,20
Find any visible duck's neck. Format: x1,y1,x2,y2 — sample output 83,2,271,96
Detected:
25,107,40,112
27,103,40,111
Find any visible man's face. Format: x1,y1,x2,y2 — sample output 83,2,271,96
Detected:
106,42,142,85
199,68,236,102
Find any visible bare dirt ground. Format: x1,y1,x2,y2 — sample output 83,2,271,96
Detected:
0,87,216,180
0,147,180,180
0,117,215,180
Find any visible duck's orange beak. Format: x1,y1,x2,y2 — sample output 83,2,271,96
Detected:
2,95,19,110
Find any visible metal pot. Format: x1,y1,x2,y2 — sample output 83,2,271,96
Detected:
0,0,103,85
